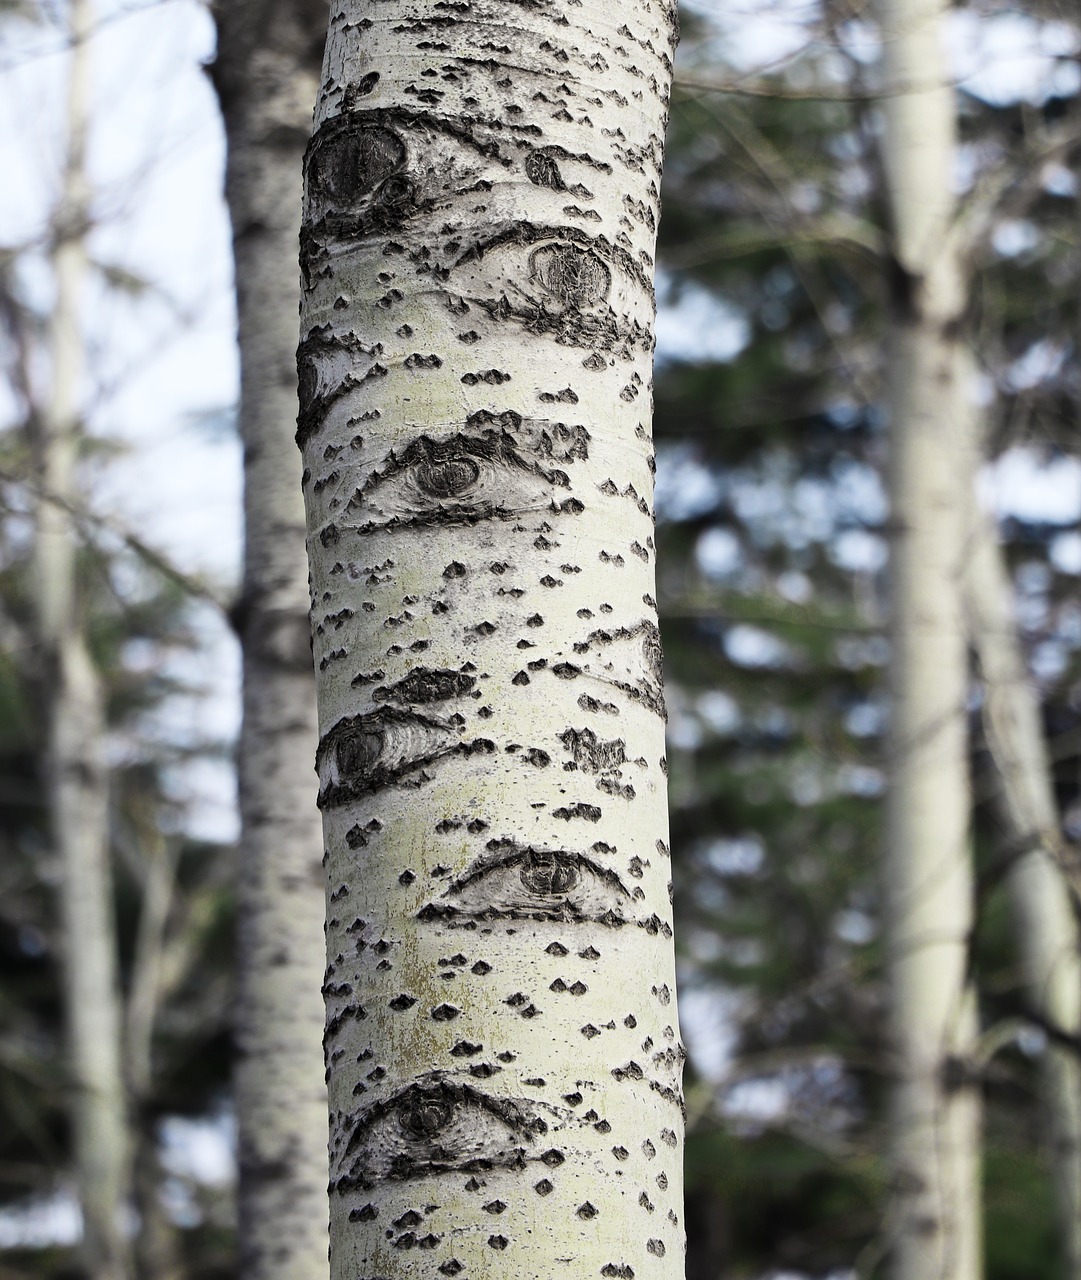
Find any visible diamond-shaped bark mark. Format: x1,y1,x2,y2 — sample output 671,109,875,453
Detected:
431,1004,460,1021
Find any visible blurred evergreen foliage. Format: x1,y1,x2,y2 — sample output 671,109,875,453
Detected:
0,1,1079,1277
657,4,1081,1277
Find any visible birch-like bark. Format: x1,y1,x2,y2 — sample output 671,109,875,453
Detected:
878,1,980,1276
298,5,684,1278
32,2,132,1276
211,8,330,1279
965,507,1081,1280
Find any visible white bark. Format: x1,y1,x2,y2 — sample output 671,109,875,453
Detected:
298,4,684,1279
965,505,1081,1280
878,0,980,1276
32,2,132,1276
212,8,331,1279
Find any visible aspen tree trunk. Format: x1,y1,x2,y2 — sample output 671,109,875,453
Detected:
297,5,684,1279
32,2,133,1276
211,9,331,1279
878,1,980,1276
965,506,1081,1280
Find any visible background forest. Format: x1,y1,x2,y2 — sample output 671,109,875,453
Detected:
1,0,1080,1277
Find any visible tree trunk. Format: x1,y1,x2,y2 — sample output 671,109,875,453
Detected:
877,0,981,1276
32,2,133,1276
965,503,1081,1280
211,8,331,1280
297,4,684,1279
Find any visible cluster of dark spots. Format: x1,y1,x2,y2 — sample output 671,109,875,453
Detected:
578,694,618,715
345,818,383,850
597,777,636,800
461,369,511,386
602,1265,635,1278
552,803,602,823
549,978,588,995
375,667,475,705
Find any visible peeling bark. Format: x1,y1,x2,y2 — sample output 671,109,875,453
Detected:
212,6,331,1279
878,0,981,1276
298,4,683,1278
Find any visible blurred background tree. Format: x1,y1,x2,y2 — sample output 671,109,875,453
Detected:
1,1,1081,1278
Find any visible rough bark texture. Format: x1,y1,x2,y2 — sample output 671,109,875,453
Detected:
33,2,133,1276
878,0,981,1276
297,5,684,1279
966,507,1081,1280
211,8,332,1279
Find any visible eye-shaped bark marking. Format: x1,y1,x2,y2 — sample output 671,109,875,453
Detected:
373,668,476,706
418,842,634,926
337,1077,547,1188
317,707,462,807
530,243,611,310
454,223,651,301
308,123,406,208
348,428,576,531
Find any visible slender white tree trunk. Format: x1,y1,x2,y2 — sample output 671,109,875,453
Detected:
878,1,980,1276
32,3,132,1276
211,8,331,1279
965,503,1081,1280
298,4,684,1278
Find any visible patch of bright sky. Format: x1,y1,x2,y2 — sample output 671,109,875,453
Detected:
947,10,1081,106
982,449,1081,526
0,1193,80,1250
655,271,750,366
0,1,242,842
